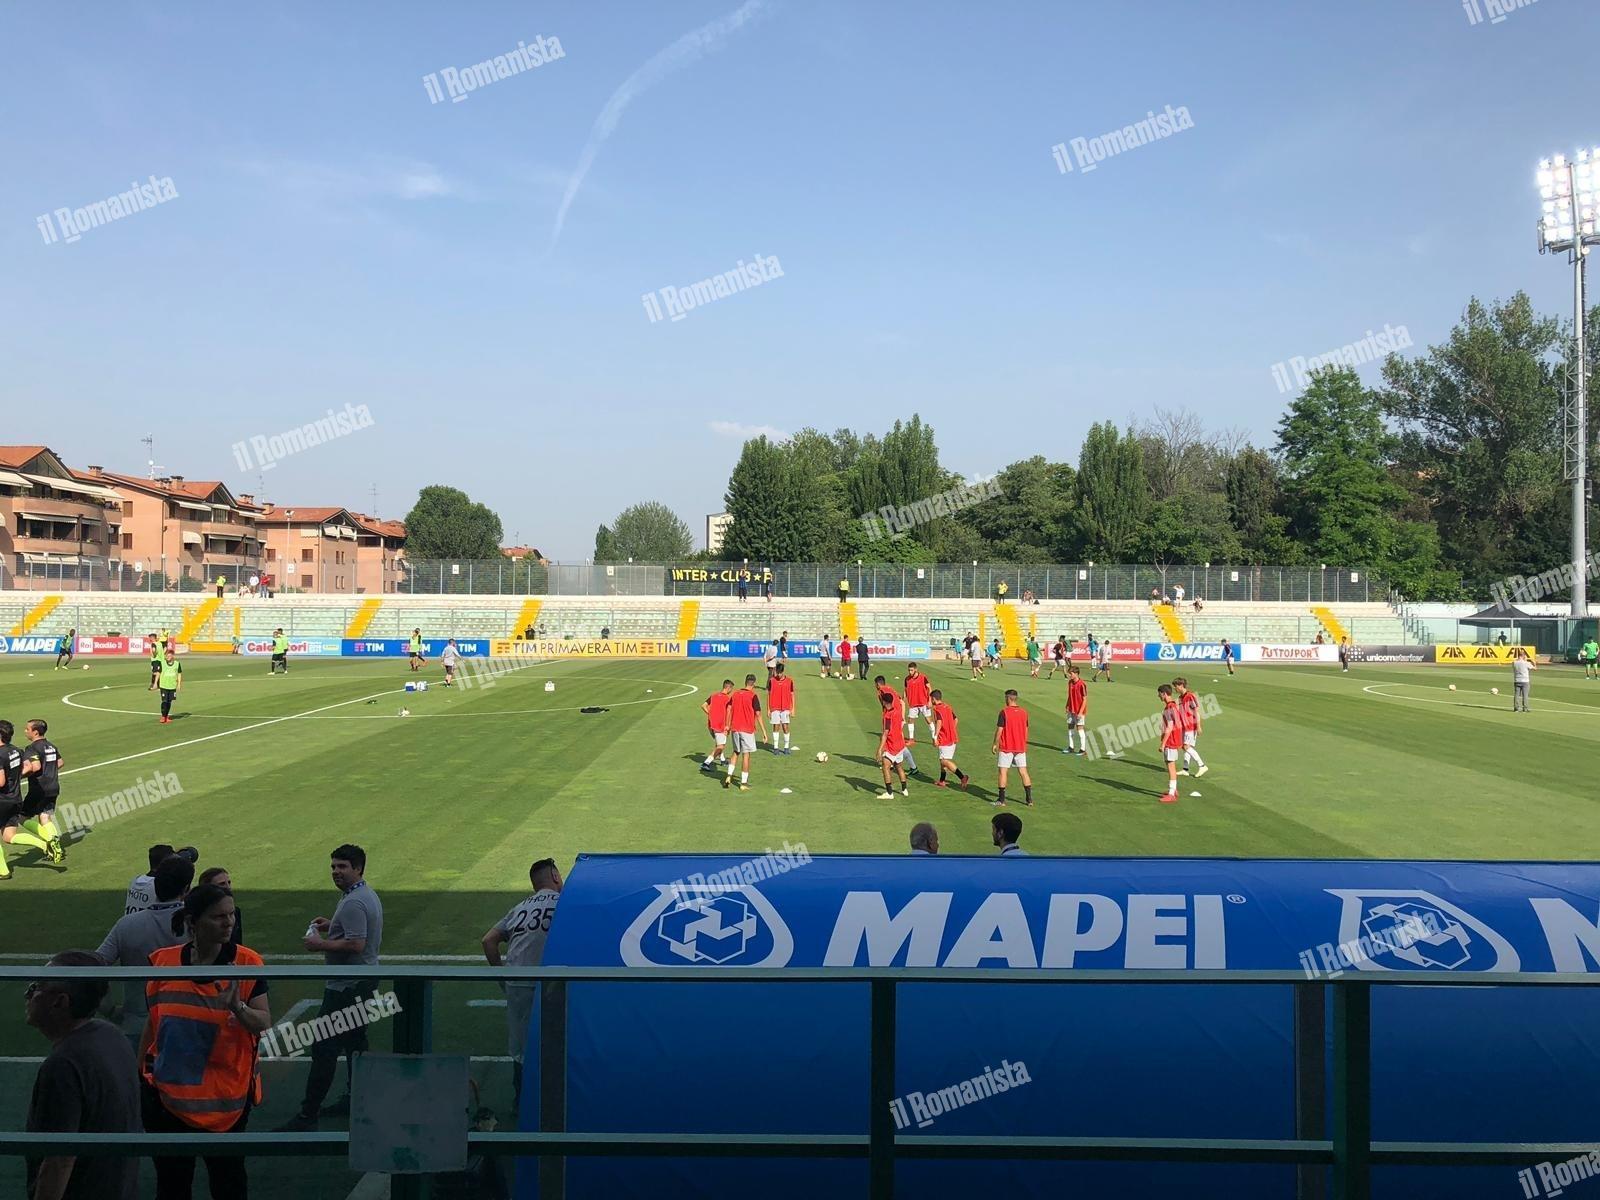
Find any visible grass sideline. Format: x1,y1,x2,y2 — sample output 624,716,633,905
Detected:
1,650,1596,1188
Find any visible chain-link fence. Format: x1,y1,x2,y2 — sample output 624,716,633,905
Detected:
0,558,1379,602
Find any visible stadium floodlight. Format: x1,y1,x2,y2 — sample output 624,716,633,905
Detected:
1537,149,1600,616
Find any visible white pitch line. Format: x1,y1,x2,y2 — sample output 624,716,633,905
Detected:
1360,682,1596,714
57,687,407,777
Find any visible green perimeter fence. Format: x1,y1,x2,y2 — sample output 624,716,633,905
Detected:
0,963,1591,1200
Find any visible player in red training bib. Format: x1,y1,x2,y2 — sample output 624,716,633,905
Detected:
875,691,910,799
1157,683,1183,802
903,664,933,745
928,689,969,789
1064,664,1088,756
1173,676,1208,778
722,674,767,792
701,679,734,773
768,663,796,755
874,676,919,774
991,689,1032,807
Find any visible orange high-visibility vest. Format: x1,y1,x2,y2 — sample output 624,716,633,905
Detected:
143,943,265,1130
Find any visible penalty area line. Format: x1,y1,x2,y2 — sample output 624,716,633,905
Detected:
58,687,407,778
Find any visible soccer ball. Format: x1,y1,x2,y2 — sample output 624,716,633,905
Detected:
1491,686,1500,695
1447,683,1456,691
815,751,829,763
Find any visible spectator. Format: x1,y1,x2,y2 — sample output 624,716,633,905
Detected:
1193,597,1205,612
763,576,773,602
142,884,270,1199
481,858,563,1109
278,844,383,1131
126,844,197,916
909,823,939,855
1149,587,1161,605
1172,583,1185,605
198,866,244,947
25,950,141,1200
97,854,194,1055
737,574,749,602
991,812,1026,856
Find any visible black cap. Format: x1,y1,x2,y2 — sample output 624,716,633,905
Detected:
176,846,199,864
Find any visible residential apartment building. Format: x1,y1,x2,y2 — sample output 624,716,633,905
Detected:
0,446,123,589
90,469,265,590
350,512,407,594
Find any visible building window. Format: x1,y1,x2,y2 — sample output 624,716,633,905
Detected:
301,548,313,563
302,575,313,589
122,533,133,550
266,547,276,562
123,500,133,515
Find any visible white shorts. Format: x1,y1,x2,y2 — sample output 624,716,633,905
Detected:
908,704,930,718
998,751,1028,769
506,983,535,1061
882,747,906,764
1066,713,1084,728
937,742,957,758
732,731,757,754
1183,731,1197,747
710,730,727,747
1164,747,1179,763
771,710,791,725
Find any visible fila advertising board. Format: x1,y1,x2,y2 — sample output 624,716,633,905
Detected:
518,854,1600,1199
1433,643,1538,666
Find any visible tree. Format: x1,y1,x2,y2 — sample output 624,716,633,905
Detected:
1381,293,1569,593
403,485,504,559
596,502,693,560
962,457,1077,562
1225,447,1299,562
1076,423,1149,558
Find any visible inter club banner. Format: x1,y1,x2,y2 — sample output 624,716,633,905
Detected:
516,855,1600,1199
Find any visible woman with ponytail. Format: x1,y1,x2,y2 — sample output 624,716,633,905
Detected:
140,882,271,1198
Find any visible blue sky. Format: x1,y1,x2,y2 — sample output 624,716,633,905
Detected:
4,0,1595,558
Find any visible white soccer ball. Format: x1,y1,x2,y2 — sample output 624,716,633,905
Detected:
82,665,89,670
1491,686,1500,695
815,751,829,763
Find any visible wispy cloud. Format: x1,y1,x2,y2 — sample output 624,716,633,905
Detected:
545,0,772,255
235,156,466,204
709,420,788,441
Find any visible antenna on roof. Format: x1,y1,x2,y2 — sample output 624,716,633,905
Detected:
140,433,162,480
369,482,379,520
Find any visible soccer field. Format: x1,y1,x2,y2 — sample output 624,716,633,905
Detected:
3,650,1598,1191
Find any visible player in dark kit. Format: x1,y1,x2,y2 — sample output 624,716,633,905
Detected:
20,718,65,865
0,721,46,880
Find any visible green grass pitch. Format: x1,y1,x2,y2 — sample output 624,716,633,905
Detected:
2,649,1596,1178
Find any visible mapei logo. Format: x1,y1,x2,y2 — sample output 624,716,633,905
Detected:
1325,889,1520,973
1157,644,1177,661
1157,644,1224,662
619,884,794,967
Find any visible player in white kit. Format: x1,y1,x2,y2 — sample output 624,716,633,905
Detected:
481,858,563,1109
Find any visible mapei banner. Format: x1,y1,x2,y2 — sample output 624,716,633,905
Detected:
687,639,929,660
1433,643,1538,666
343,638,491,657
490,638,685,659
519,855,1600,1200
0,635,74,654
239,637,343,656
1143,641,1227,662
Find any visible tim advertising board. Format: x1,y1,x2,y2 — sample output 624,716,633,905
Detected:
239,637,343,656
489,638,684,658
518,855,1600,1199
343,638,491,657
687,640,929,660
1434,643,1538,666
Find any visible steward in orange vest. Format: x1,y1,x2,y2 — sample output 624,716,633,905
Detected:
143,941,266,1129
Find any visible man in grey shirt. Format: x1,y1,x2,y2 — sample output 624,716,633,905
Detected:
96,855,192,1053
1512,647,1535,712
279,843,382,1131
909,823,939,855
26,950,140,1200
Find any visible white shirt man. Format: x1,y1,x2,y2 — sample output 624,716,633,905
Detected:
1172,583,1185,605
482,859,563,1109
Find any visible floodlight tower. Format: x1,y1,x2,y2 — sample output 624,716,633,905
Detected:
1538,150,1600,616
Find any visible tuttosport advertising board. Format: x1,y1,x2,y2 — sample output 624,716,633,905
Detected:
72,635,156,656
343,638,491,657
238,637,343,657
1237,643,1339,664
687,639,930,660
517,854,1600,1199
